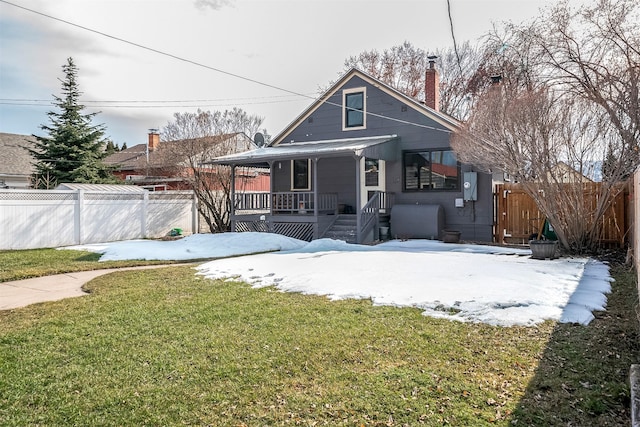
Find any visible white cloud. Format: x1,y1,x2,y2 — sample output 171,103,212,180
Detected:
193,0,234,11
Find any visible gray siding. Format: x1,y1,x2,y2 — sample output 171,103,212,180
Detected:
272,157,358,209
275,74,494,243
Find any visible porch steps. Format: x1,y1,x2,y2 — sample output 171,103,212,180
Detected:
323,214,357,243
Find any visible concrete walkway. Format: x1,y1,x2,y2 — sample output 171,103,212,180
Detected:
0,265,187,311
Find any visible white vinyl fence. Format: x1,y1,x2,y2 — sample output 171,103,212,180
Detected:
0,189,198,250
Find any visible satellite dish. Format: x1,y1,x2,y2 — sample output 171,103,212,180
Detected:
254,132,265,147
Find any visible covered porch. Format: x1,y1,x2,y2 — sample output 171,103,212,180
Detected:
211,135,398,244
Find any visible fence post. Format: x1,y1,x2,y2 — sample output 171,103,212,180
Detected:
74,189,84,244
192,192,199,234
141,191,148,238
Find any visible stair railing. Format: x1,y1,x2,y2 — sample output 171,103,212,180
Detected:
358,192,380,242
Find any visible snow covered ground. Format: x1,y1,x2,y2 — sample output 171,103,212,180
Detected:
64,233,613,327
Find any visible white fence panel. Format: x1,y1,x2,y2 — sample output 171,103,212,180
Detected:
0,191,78,249
147,192,196,237
0,189,198,250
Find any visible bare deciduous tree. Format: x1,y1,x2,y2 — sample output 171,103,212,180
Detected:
435,41,493,120
162,108,264,233
335,41,489,120
535,0,640,161
453,0,638,254
453,80,625,253
342,41,428,99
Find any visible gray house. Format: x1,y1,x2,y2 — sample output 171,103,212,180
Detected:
212,65,493,244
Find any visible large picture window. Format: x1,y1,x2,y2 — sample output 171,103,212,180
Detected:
291,159,311,190
403,149,459,191
342,87,366,130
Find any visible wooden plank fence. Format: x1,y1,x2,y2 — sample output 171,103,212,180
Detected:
495,183,628,247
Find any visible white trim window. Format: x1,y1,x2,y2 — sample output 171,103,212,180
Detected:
342,87,366,130
291,159,311,190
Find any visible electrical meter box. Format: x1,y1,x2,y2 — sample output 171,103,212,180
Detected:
463,172,477,201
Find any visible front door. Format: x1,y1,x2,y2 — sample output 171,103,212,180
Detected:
360,157,385,209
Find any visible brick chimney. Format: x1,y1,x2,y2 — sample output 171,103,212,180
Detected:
148,129,160,152
425,55,440,111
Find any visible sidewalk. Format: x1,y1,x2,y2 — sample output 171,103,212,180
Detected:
0,265,186,311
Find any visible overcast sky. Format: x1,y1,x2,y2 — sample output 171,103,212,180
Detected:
1,0,567,146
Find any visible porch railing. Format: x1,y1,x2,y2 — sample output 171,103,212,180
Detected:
234,192,270,211
272,192,338,213
378,191,394,213
234,192,338,213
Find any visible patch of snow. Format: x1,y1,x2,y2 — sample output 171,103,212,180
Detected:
61,234,612,327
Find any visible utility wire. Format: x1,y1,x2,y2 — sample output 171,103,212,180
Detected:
0,0,307,99
0,0,453,133
0,97,310,108
446,0,464,76
0,94,315,104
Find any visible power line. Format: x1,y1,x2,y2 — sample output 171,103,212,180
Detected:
0,0,309,100
0,0,453,134
0,97,311,108
446,0,464,76
0,93,315,104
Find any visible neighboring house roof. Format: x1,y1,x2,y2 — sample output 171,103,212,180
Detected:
55,183,147,192
0,132,36,177
104,132,255,172
212,135,398,166
270,67,461,146
103,145,148,170
550,162,593,183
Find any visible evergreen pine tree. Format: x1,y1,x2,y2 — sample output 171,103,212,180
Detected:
31,57,116,188
121,142,128,150
105,139,116,155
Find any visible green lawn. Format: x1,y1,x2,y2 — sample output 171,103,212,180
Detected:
0,259,637,425
0,248,177,282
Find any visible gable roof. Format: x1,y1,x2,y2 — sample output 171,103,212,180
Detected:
0,133,36,177
270,68,461,146
104,144,148,170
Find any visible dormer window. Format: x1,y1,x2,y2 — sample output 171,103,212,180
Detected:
343,87,366,130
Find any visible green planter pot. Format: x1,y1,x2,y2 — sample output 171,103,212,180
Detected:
530,240,558,260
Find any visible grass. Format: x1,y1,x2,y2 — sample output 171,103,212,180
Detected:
0,248,176,282
0,258,637,425
511,265,640,425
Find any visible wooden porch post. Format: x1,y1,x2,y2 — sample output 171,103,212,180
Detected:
268,161,275,234
230,165,236,232
313,158,319,239
268,161,275,217
355,155,362,243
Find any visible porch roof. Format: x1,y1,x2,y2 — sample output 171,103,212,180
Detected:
209,134,398,166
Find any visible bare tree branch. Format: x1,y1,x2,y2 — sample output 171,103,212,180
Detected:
161,108,263,233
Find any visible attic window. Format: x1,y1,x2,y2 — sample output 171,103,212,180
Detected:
343,87,366,130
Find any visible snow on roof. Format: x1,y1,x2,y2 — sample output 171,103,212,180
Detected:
211,135,398,166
